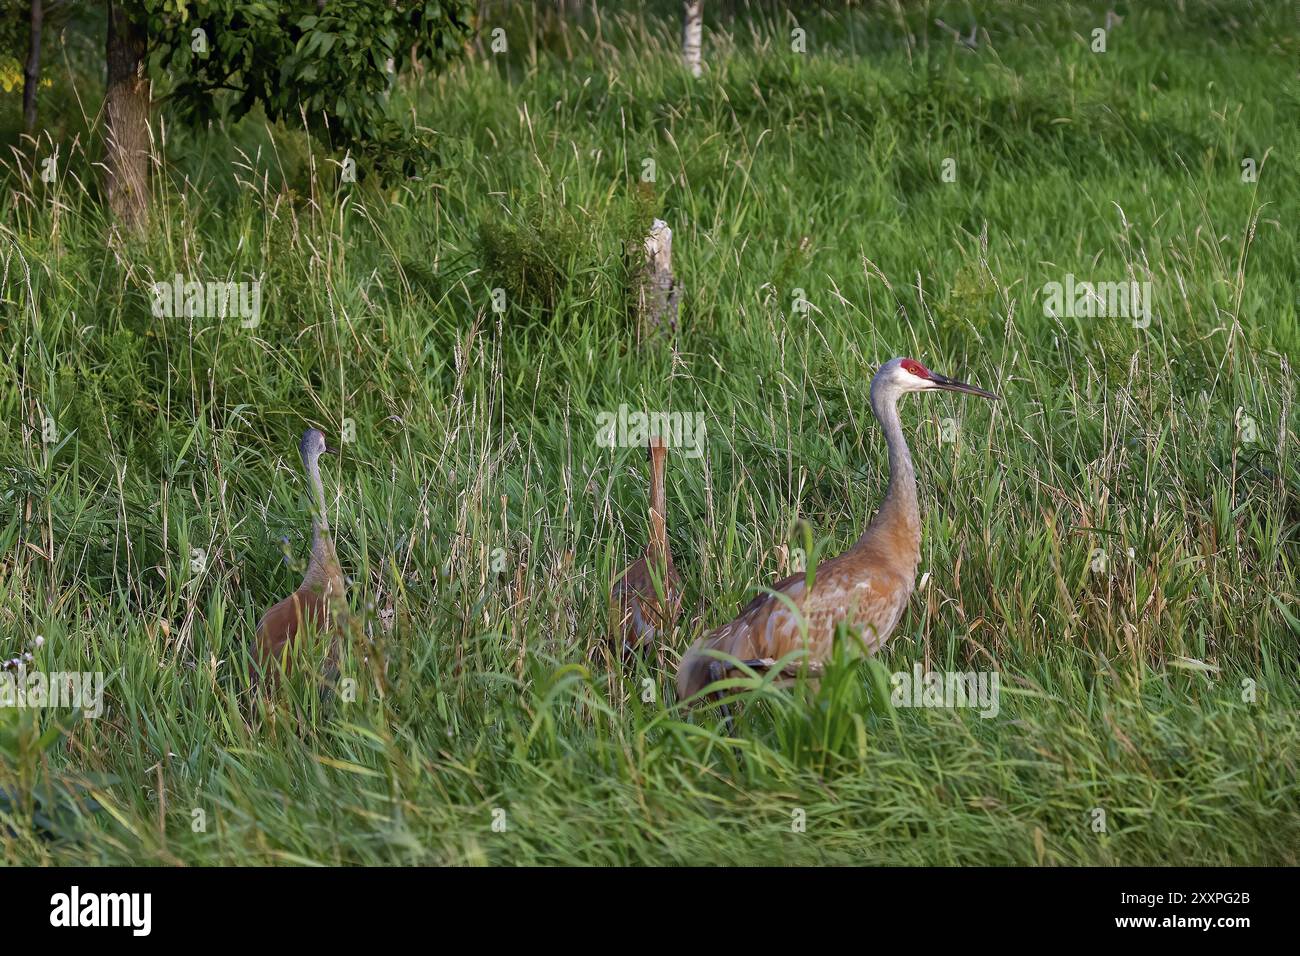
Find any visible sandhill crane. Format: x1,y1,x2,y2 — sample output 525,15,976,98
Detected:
251,428,346,686
676,357,997,724
611,436,682,662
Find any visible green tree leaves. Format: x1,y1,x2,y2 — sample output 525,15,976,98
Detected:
142,0,475,178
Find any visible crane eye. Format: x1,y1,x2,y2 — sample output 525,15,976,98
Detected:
901,360,928,377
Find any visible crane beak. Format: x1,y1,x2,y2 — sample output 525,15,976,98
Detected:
930,372,999,401
323,443,339,455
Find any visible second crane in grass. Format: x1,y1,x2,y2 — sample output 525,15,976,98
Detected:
611,436,682,663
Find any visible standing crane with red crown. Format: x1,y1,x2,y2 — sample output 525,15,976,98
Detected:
676,357,998,723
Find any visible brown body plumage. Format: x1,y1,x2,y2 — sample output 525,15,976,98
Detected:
252,428,345,684
677,357,997,705
611,436,682,660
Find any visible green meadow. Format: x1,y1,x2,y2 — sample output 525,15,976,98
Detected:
0,1,1296,865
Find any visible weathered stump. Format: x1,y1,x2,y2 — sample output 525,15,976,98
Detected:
637,219,681,341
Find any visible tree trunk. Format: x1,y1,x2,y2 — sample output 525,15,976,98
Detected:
104,1,150,231
682,2,703,77
23,0,42,134
638,219,680,341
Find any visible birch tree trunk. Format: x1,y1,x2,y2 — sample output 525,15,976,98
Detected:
682,2,703,77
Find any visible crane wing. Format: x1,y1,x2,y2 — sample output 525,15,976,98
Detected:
676,552,914,700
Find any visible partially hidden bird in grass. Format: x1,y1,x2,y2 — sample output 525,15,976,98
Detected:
251,428,346,688
610,435,682,664
676,357,998,725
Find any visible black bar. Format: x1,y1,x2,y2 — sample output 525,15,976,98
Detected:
0,866,1278,941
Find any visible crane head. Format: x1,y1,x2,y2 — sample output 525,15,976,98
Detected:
299,428,339,463
875,357,999,401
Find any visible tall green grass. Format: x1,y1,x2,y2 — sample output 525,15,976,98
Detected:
0,0,1296,864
